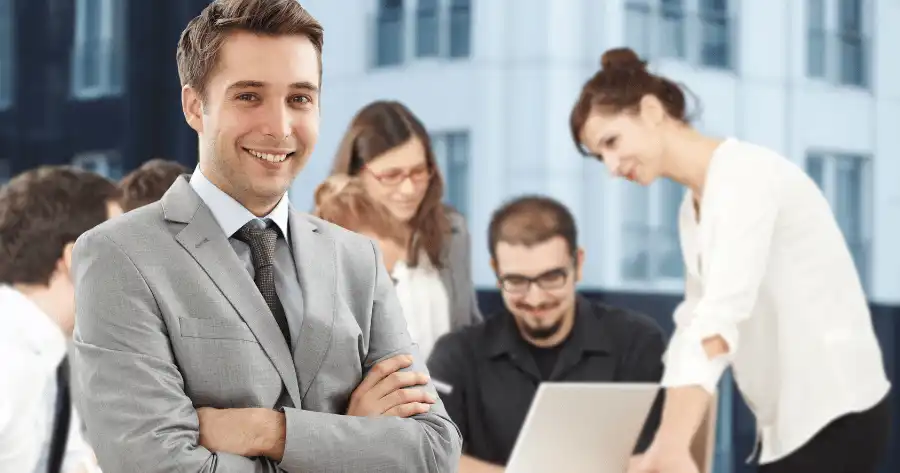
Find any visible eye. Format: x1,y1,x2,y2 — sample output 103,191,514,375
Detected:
290,95,312,104
605,136,618,148
236,93,258,101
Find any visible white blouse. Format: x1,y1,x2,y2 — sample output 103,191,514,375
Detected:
392,253,450,360
661,138,890,464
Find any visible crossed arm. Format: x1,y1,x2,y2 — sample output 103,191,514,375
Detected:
71,231,461,473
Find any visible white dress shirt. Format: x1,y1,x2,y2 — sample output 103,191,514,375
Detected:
0,285,101,473
392,253,451,360
660,138,890,464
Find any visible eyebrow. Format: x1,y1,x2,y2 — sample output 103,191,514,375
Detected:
226,80,319,93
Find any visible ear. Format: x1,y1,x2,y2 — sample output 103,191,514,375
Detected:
575,247,585,283
638,94,666,127
182,85,204,134
61,241,76,277
490,258,501,289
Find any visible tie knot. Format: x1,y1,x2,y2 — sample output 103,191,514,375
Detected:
234,219,279,268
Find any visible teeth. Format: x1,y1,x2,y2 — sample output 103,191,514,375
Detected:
247,149,289,163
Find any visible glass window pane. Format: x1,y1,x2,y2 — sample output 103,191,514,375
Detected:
806,0,826,77
657,179,685,279
376,0,404,66
805,154,825,189
449,0,470,58
624,1,652,58
415,0,439,57
621,181,651,281
445,132,470,217
659,0,686,59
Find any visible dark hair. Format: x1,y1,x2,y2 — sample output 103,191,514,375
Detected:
119,159,188,212
488,195,578,261
0,166,120,285
570,47,690,157
313,175,406,245
330,100,449,268
177,0,324,99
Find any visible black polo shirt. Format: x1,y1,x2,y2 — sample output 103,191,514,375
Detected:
426,295,667,466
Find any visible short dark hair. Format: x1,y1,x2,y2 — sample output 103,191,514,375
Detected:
177,0,325,98
119,159,188,212
488,195,578,261
0,166,120,285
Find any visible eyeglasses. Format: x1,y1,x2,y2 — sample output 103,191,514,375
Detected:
364,164,433,187
498,267,569,294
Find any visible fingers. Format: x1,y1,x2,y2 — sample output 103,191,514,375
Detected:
370,370,431,400
378,387,435,414
354,354,413,398
383,402,432,418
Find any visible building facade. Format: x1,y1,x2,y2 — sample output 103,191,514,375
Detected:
0,0,210,183
295,1,900,472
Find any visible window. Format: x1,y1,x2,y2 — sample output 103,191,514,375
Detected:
0,0,12,109
624,0,733,71
375,0,405,67
72,151,123,180
837,0,866,86
805,152,870,288
699,0,732,69
659,0,686,59
806,0,827,78
415,0,439,57
620,179,685,285
448,0,471,58
72,0,126,98
805,0,869,88
0,159,10,186
431,131,470,217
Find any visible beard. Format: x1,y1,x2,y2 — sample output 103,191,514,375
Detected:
515,301,565,340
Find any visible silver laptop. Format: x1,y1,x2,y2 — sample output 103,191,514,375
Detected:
506,382,659,473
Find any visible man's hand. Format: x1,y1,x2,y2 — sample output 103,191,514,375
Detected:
627,442,698,473
346,354,435,417
196,407,286,461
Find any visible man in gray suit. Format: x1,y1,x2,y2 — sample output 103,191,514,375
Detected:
70,1,461,472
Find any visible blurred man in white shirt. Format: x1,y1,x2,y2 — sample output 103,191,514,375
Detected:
0,166,122,473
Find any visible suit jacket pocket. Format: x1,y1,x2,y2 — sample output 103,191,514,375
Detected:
178,317,257,342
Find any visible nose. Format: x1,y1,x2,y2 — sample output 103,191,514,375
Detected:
397,177,416,196
604,153,623,176
523,283,547,305
259,101,292,141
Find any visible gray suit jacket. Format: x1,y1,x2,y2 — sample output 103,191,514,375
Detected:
70,177,462,472
440,210,482,331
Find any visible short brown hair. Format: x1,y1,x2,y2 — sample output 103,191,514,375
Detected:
176,0,324,98
313,175,405,245
330,100,449,269
488,195,578,261
0,166,120,285
119,159,188,212
570,47,691,158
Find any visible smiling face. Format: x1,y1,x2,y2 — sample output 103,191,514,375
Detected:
579,102,666,186
182,30,320,214
359,136,432,223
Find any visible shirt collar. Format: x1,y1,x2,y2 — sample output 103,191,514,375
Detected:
487,294,615,359
189,165,290,239
0,285,67,365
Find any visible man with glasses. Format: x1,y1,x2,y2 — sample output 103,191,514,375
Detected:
427,195,666,472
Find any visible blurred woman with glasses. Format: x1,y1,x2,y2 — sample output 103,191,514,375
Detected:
329,100,482,358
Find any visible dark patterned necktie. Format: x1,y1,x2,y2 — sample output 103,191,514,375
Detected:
46,357,71,473
234,219,292,349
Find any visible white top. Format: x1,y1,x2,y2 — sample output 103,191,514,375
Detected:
190,165,291,238
660,138,890,464
392,253,450,360
0,285,101,473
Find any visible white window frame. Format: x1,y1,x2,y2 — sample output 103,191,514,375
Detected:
805,151,873,290
0,0,13,110
623,0,736,71
617,179,686,294
372,0,471,69
804,0,871,89
431,130,471,217
71,0,125,99
72,151,123,180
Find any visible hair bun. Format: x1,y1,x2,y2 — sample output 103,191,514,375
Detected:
600,47,647,72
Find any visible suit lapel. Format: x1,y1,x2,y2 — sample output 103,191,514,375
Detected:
289,210,336,402
162,178,302,406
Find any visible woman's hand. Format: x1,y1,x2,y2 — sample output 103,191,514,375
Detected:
627,442,699,473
